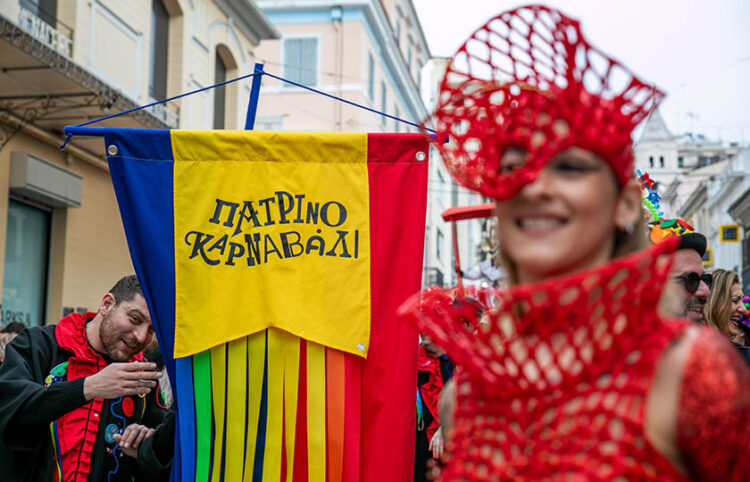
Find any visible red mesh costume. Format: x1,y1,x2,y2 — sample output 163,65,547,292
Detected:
403,4,750,480
402,239,750,479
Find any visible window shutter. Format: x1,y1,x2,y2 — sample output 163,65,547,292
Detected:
301,39,317,86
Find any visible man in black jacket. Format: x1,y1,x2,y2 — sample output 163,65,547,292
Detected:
0,275,173,481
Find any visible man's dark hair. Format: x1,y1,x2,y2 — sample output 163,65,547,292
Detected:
109,275,143,305
1,322,26,334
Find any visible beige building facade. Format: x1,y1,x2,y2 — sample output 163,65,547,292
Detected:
252,0,429,133
0,0,277,327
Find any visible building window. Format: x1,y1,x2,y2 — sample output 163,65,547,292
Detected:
436,229,443,260
677,156,684,167
649,156,654,168
720,225,740,242
2,200,51,328
702,247,713,266
149,0,169,100
408,47,412,71
380,81,387,126
396,19,401,46
367,52,374,100
283,37,318,87
394,105,400,133
659,155,665,168
255,115,284,131
213,51,227,129
425,267,443,287
20,0,57,28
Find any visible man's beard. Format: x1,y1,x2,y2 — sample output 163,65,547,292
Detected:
99,312,140,361
685,297,706,322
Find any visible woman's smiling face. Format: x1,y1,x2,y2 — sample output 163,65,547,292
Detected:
729,283,745,338
495,147,638,284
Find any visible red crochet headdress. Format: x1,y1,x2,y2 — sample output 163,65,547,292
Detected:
429,4,666,200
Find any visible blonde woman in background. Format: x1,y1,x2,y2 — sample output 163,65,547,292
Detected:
705,268,750,363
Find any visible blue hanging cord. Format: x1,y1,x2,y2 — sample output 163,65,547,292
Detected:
107,396,126,482
260,70,436,134
416,388,425,431
59,68,435,150
58,71,262,149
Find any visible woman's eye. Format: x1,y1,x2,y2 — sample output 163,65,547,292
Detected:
553,161,591,173
499,163,523,174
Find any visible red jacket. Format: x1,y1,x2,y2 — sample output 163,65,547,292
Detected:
54,312,144,481
417,345,446,441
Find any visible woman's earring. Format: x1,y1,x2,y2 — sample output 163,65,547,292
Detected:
623,223,634,235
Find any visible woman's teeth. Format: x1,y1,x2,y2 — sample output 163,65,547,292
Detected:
519,217,563,229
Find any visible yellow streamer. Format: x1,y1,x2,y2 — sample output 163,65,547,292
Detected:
225,337,248,480
307,342,327,482
243,331,267,482
262,328,285,481
209,343,227,482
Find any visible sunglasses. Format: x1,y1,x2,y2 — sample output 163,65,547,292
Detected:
674,272,712,294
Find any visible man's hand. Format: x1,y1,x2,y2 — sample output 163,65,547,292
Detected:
113,424,154,458
429,426,444,460
83,362,159,400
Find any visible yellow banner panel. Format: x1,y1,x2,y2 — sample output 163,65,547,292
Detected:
171,131,371,358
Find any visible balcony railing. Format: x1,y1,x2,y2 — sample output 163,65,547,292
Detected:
18,5,73,57
147,100,180,129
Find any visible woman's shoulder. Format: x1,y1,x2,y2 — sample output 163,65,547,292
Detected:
657,323,748,384
654,323,750,480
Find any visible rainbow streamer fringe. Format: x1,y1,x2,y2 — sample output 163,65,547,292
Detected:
175,328,352,482
50,421,63,482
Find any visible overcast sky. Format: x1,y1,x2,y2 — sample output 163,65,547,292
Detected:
412,0,750,144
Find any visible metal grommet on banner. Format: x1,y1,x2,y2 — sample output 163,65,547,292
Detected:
415,151,426,162
357,343,365,352
107,144,118,156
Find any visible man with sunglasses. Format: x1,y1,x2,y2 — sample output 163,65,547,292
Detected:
670,232,712,323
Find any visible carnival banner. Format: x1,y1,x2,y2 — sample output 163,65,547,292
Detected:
104,129,429,481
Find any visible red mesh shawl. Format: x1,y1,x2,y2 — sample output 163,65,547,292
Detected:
401,239,695,479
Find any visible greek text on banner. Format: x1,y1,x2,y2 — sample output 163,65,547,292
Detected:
171,131,371,358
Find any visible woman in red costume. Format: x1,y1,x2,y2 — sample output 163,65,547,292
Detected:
402,5,749,480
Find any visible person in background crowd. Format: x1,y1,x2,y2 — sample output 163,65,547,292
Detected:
0,275,173,481
668,232,712,323
401,4,749,480
705,268,750,363
0,322,26,364
415,333,453,482
145,341,174,410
